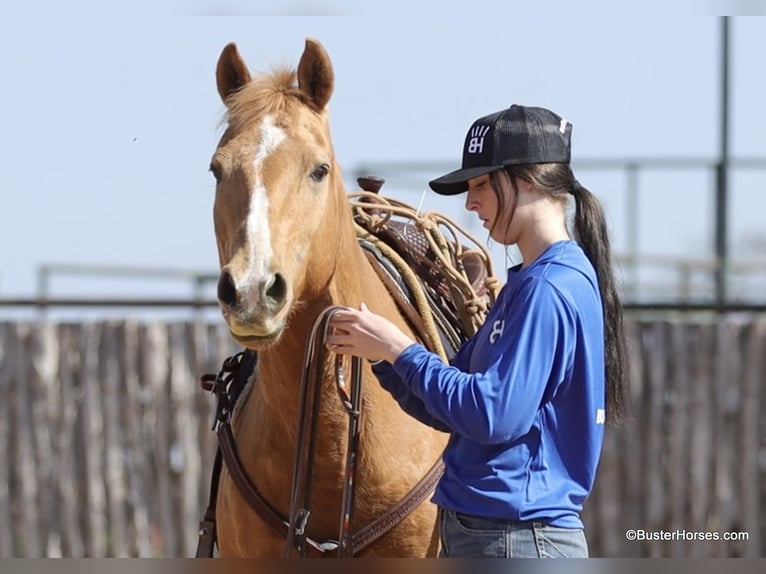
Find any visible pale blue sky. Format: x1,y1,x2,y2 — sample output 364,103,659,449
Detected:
0,5,764,311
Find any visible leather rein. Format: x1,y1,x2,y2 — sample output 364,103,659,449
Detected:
195,306,445,558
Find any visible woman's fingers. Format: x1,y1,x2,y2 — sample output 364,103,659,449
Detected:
324,304,394,362
329,308,362,327
329,325,351,336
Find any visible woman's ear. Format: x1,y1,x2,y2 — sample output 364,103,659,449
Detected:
513,176,539,202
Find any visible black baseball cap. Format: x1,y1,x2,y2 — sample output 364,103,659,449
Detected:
429,104,573,196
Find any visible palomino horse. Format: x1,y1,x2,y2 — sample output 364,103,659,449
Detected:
209,39,449,557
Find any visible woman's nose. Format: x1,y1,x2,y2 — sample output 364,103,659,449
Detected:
465,191,478,211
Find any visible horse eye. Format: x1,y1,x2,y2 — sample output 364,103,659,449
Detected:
209,163,222,183
310,163,330,182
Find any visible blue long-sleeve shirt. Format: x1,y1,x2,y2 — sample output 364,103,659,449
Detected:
372,240,605,528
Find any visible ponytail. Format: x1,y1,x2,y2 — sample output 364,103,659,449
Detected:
502,164,630,425
571,181,630,425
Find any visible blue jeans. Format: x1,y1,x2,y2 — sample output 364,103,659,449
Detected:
438,508,589,558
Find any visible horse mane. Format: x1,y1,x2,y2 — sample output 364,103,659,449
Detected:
223,67,309,131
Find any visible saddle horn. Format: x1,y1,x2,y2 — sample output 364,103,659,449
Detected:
356,175,385,194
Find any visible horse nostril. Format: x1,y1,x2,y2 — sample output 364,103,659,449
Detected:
265,273,287,305
217,270,238,307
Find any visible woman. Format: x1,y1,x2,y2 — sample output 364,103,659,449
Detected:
327,104,629,558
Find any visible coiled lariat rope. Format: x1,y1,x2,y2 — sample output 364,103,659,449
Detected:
349,191,501,362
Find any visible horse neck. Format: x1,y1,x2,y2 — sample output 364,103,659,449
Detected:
238,186,406,441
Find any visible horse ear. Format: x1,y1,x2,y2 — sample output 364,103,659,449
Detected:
297,38,334,111
216,43,252,104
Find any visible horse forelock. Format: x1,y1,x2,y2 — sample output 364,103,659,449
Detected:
223,67,313,131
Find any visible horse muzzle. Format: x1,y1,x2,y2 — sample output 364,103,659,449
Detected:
217,268,291,344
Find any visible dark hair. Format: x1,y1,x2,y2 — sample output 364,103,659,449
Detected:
489,164,630,425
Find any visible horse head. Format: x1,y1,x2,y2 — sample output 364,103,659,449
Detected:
211,39,347,348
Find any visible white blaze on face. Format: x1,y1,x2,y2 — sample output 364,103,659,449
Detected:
246,115,286,279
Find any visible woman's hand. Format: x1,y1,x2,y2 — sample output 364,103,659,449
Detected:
326,303,415,363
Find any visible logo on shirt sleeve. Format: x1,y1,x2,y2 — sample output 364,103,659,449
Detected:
595,409,605,425
488,320,505,344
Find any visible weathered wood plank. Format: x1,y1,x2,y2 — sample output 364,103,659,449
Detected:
594,419,621,556
121,321,153,557
80,322,107,557
169,323,203,557
711,321,738,556
0,324,14,557
101,322,129,557
13,324,42,557
55,323,84,557
190,321,217,512
739,319,763,557
143,321,175,556
643,321,668,557
666,319,691,558
618,317,645,558
28,323,62,557
687,322,714,557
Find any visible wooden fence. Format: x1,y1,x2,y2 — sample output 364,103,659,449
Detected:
0,315,764,557
583,315,766,557
0,321,237,558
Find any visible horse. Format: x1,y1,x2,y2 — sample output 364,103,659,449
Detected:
208,38,450,557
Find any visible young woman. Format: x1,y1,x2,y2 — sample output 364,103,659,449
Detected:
327,104,629,558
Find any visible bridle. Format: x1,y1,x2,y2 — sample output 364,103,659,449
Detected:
195,307,445,558
284,305,445,557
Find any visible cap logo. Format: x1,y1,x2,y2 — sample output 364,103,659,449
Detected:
559,119,568,134
466,125,490,154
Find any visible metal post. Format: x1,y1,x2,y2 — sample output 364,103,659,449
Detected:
194,276,205,321
715,16,730,307
36,265,50,318
625,163,639,301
